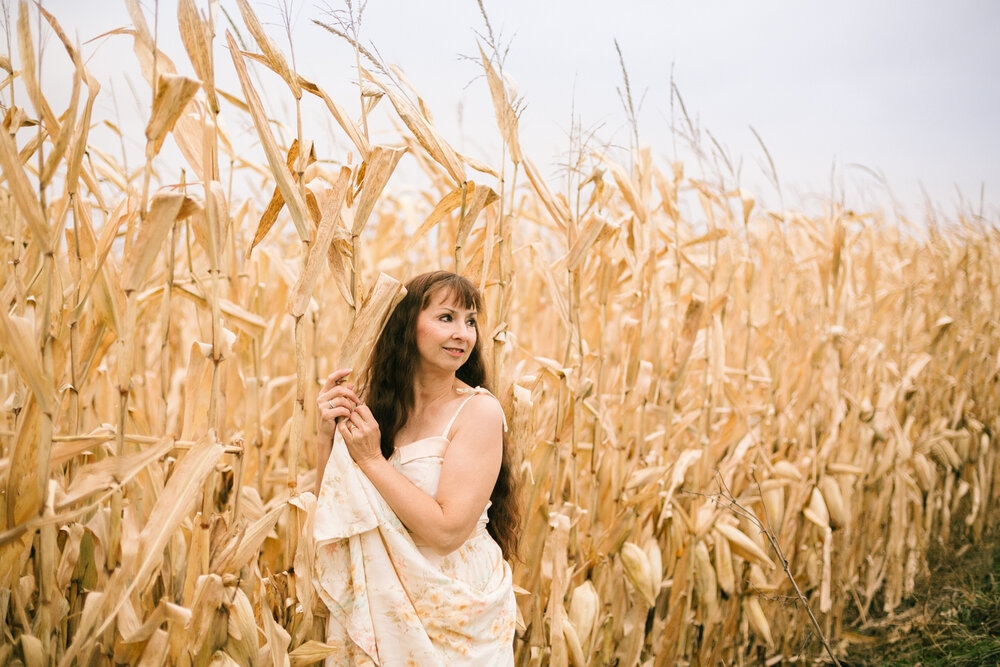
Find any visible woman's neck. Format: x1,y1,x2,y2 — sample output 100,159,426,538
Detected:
411,371,459,414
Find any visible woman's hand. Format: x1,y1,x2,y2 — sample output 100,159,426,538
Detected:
340,404,383,468
316,368,382,467
316,368,360,444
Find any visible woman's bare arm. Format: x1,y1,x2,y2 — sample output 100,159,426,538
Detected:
343,395,503,554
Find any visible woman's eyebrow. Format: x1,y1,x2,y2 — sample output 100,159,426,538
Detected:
436,305,476,315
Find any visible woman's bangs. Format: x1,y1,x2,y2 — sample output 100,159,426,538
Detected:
422,275,481,312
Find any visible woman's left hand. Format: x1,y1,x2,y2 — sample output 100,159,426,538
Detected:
340,404,383,469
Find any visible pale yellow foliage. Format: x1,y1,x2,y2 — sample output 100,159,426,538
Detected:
0,3,998,666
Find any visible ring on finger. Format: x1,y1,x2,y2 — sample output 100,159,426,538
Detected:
328,400,335,409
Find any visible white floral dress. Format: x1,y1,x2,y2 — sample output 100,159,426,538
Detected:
313,387,515,666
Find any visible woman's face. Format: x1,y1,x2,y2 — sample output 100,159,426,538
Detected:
414,288,478,376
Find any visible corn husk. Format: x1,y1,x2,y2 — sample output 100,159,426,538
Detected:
1,5,997,665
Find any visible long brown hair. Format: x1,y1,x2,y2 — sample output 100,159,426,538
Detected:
362,271,520,559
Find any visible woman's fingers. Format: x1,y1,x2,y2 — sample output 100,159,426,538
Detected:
323,405,353,420
321,391,376,447
340,407,376,437
316,385,360,407
352,405,380,432
316,386,354,403
317,394,355,411
316,389,361,418
338,417,361,442
320,368,352,393
318,405,350,440
344,409,366,431
353,404,375,423
340,411,380,460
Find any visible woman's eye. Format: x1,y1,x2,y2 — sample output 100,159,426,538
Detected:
439,314,452,321
467,319,477,327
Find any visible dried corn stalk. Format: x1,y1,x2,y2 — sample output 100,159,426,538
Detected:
0,4,997,666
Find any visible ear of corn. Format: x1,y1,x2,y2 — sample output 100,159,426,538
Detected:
809,482,835,528
713,529,736,596
744,596,774,647
715,522,775,570
568,580,599,655
1,3,997,665
693,540,720,624
560,607,587,667
621,541,657,608
819,475,848,529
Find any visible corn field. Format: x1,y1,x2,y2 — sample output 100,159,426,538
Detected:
1,2,999,665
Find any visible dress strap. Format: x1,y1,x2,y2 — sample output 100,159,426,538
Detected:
441,386,509,438
440,388,486,439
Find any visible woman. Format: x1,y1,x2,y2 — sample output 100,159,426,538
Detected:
313,271,519,666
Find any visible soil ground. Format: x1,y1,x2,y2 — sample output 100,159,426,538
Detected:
842,532,1000,666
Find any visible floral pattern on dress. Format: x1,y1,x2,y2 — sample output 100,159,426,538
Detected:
313,387,515,666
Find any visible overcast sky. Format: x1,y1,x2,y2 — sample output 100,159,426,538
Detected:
24,1,1000,221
